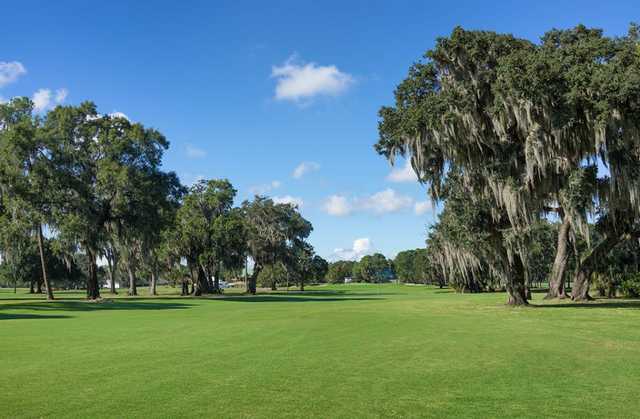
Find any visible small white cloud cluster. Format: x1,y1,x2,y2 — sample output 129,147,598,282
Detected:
0,61,69,112
331,238,374,261
292,161,320,179
272,56,353,103
323,189,430,217
32,88,68,112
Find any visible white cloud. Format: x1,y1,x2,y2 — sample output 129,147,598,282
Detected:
359,189,413,215
323,195,352,216
32,89,52,112
109,111,129,120
293,161,320,179
55,88,68,103
323,189,414,217
249,180,281,195
0,61,26,87
331,238,374,261
387,160,418,183
414,200,432,215
185,144,206,159
273,195,304,208
271,56,353,102
32,87,69,112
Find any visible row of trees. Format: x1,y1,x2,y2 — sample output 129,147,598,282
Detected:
0,99,322,300
377,24,640,304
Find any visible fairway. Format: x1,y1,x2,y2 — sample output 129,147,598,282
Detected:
2,285,640,418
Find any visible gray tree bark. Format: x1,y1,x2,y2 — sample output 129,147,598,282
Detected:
546,217,571,299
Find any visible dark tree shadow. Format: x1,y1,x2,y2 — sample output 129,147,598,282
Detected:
217,295,382,303
0,300,194,314
265,290,396,297
0,313,71,320
532,299,640,309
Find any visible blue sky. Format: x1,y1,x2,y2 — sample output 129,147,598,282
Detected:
2,0,637,260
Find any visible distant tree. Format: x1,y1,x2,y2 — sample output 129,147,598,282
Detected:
394,250,419,282
326,260,355,283
353,253,391,283
257,262,287,290
175,179,239,295
0,98,57,299
242,197,312,294
310,255,329,283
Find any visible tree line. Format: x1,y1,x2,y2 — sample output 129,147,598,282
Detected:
0,99,325,300
376,24,640,304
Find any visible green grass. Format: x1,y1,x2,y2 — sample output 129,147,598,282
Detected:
2,284,640,418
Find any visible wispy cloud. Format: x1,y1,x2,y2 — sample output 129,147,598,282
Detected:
181,173,205,186
185,144,207,159
0,61,26,88
249,180,281,195
271,56,353,103
55,88,68,103
324,195,352,216
414,200,432,215
292,161,320,179
387,160,418,183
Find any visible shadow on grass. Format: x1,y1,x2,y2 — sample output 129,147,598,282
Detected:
217,295,382,303
0,313,72,320
0,300,194,315
266,290,396,297
532,299,640,309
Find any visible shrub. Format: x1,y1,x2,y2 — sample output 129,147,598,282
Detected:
620,273,640,298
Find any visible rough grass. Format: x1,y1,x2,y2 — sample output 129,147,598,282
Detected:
2,284,640,418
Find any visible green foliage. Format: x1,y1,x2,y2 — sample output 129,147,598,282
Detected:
620,273,640,298
326,260,355,283
352,253,393,283
257,262,287,289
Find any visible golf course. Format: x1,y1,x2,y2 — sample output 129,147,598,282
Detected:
2,284,639,418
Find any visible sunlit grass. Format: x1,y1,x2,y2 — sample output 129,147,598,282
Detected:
1,284,639,418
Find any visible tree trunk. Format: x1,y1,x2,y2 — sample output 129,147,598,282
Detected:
36,224,54,300
181,280,189,296
546,217,571,299
86,247,101,300
212,264,221,294
193,265,209,296
106,246,118,294
506,280,528,305
572,233,622,302
247,264,260,295
36,278,42,294
149,269,158,296
505,256,528,306
126,260,137,296
29,279,35,294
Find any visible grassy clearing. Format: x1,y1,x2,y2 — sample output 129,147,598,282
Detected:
1,284,640,418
